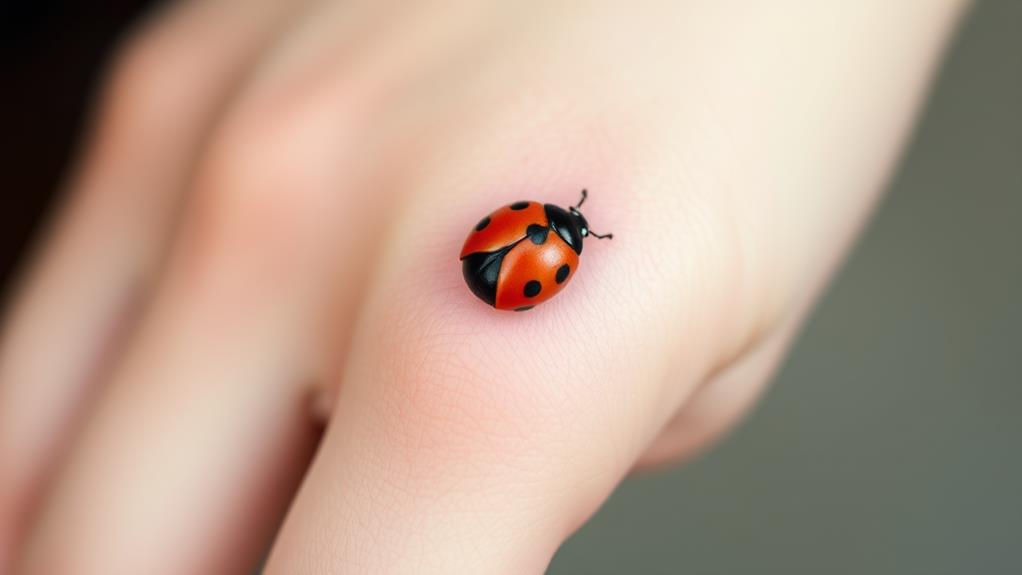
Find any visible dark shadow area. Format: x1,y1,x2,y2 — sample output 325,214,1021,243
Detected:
1,0,155,291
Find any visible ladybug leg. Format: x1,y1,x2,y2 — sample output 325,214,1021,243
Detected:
588,230,613,240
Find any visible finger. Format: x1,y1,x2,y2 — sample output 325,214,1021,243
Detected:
14,0,473,568
16,244,323,575
261,55,753,566
15,111,347,573
12,0,422,561
0,0,303,561
265,171,735,574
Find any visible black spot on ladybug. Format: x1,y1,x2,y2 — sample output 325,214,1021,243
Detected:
555,264,570,284
510,201,530,210
527,224,549,244
523,280,542,298
514,305,535,312
475,216,490,231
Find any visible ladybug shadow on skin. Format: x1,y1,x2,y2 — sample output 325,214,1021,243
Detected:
458,190,613,313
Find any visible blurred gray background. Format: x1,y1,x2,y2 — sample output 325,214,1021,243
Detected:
551,2,1022,573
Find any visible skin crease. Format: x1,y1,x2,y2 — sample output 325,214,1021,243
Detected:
0,0,968,573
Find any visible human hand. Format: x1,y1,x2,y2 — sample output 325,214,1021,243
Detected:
1,0,965,572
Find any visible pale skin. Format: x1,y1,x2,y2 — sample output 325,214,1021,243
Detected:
0,0,967,573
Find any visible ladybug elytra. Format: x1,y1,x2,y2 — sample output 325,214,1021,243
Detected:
460,189,612,311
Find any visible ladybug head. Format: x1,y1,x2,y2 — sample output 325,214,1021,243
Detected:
569,206,591,237
546,190,613,255
571,189,612,241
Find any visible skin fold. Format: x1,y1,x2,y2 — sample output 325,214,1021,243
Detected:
0,0,967,573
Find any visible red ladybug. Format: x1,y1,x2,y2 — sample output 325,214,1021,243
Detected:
460,189,612,311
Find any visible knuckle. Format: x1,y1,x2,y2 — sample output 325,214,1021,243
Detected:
189,62,381,243
171,95,355,295
352,177,753,474
101,26,203,130
195,104,335,239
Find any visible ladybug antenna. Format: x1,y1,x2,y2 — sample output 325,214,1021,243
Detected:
575,190,612,239
576,189,588,209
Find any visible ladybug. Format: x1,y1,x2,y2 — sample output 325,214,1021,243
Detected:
460,189,612,311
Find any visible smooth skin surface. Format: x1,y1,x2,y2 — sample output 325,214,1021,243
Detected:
0,1,967,573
